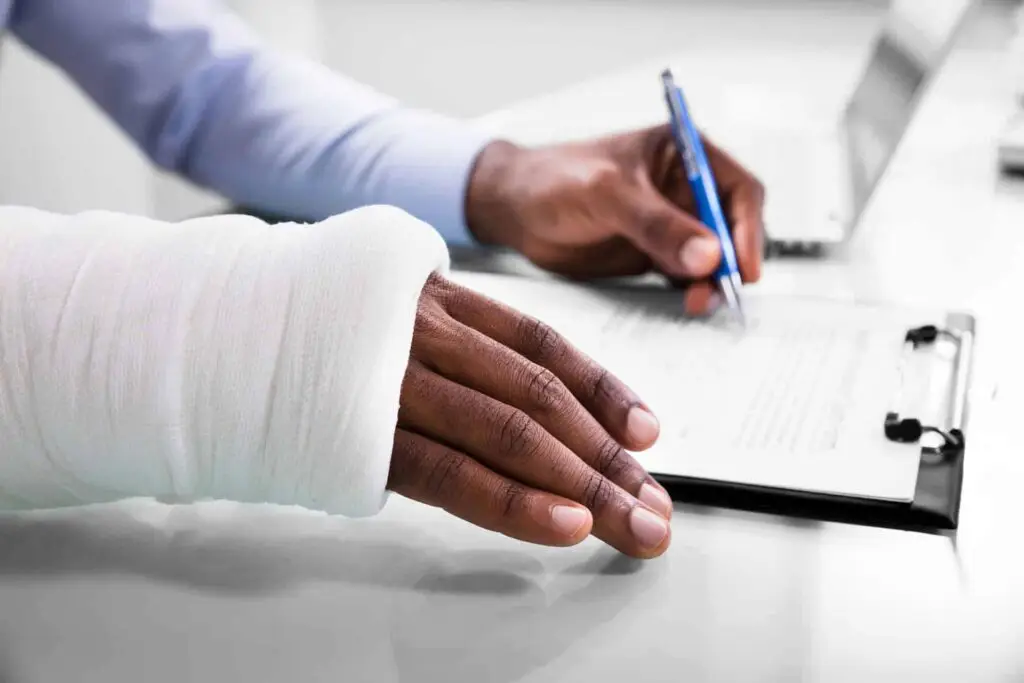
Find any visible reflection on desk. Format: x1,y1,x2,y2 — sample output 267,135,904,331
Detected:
0,497,828,682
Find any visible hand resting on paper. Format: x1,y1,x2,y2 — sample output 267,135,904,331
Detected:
388,273,674,559
466,125,765,316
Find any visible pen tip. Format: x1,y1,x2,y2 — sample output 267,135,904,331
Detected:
734,298,748,328
716,275,747,330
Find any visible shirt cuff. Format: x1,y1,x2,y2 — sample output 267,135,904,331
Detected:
367,110,497,246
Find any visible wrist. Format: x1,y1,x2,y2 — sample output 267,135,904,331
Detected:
465,140,526,248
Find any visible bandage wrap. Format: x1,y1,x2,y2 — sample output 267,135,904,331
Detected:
0,205,448,515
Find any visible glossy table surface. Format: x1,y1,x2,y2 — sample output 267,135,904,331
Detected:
3,3,1024,682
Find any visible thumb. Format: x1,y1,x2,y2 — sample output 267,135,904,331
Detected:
627,188,721,280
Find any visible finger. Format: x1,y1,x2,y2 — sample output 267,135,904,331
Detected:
726,178,765,283
684,281,721,317
388,429,594,548
440,286,664,455
398,364,672,557
626,190,722,281
702,136,749,183
703,140,765,283
662,277,721,318
411,317,672,517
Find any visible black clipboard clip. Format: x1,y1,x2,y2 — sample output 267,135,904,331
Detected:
648,314,975,532
883,323,972,459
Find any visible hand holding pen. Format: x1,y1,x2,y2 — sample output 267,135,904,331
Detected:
464,77,764,317
661,68,749,324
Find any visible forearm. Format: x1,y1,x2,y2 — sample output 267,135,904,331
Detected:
178,49,494,243
0,205,448,513
9,0,494,243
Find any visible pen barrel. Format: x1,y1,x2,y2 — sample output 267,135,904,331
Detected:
664,81,743,281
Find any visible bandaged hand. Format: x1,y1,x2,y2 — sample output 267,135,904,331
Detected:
388,273,674,560
0,204,671,560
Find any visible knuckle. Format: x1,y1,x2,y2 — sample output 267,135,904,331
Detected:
642,211,672,246
498,481,530,520
421,272,477,315
442,280,476,313
745,174,766,201
593,439,633,482
524,365,565,413
422,271,454,299
423,270,445,290
413,305,445,340
496,409,539,458
579,473,615,517
389,431,430,491
584,160,623,194
516,315,564,363
586,367,615,404
398,363,428,418
423,448,466,501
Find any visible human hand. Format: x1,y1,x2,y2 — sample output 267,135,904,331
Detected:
465,125,764,316
387,273,674,559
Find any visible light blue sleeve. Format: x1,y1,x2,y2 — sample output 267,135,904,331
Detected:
8,0,494,244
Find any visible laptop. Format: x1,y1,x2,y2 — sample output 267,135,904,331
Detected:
998,109,1024,173
739,0,979,258
997,3,1024,173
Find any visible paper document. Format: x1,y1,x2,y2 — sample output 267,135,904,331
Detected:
450,271,934,502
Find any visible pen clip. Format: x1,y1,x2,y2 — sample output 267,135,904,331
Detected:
662,71,701,183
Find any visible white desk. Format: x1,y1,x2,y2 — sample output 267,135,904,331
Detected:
3,4,1024,682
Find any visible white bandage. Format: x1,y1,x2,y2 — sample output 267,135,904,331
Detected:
0,204,448,516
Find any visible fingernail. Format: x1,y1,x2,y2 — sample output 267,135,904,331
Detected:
707,292,723,312
639,482,673,519
679,237,720,275
551,505,590,536
629,505,670,549
626,405,660,446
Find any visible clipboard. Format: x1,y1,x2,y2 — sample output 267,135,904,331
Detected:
653,312,974,532
437,258,976,534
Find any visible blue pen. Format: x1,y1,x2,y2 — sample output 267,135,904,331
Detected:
661,68,746,326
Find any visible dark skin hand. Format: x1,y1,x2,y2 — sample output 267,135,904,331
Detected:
389,273,673,559
388,127,763,559
464,124,765,315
